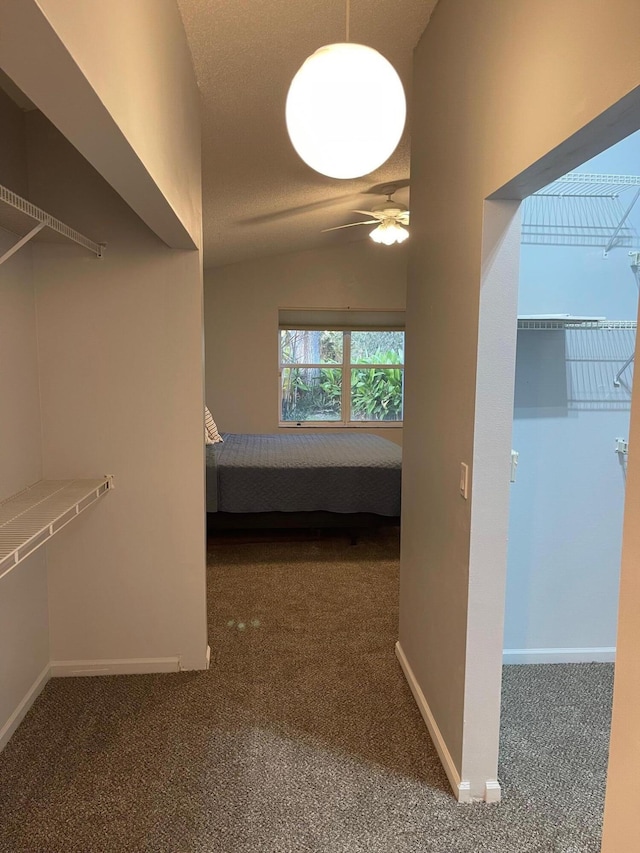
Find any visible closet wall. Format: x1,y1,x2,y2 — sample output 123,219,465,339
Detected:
25,112,208,672
0,90,49,742
505,129,639,661
513,134,639,659
1,0,207,746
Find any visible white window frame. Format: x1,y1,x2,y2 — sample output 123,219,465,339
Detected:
278,327,404,428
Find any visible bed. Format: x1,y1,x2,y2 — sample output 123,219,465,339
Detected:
206,432,401,534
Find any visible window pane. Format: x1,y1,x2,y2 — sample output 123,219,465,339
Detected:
350,330,404,364
281,367,342,421
280,330,342,364
350,367,403,421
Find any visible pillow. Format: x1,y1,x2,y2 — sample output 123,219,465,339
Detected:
205,405,223,443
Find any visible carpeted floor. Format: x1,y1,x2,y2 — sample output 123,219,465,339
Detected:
0,528,613,852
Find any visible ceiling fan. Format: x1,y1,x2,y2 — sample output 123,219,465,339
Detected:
321,186,410,244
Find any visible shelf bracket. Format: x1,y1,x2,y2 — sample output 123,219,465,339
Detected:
603,187,640,257
614,351,635,387
510,450,519,483
615,438,629,455
612,257,639,386
0,221,46,266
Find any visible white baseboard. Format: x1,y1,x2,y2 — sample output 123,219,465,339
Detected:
484,779,502,803
0,663,51,753
502,646,616,665
50,656,181,677
396,641,482,803
1,650,204,751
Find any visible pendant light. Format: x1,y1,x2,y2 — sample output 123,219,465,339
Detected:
286,1,406,180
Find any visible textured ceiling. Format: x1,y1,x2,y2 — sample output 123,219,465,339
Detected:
177,0,438,269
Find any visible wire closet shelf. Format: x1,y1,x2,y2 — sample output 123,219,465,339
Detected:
521,173,640,387
522,172,640,254
0,478,114,582
517,318,637,331
0,184,105,265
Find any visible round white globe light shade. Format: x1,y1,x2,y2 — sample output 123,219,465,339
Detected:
286,43,406,180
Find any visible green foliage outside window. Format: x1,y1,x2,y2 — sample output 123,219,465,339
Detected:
280,330,404,422
351,351,403,420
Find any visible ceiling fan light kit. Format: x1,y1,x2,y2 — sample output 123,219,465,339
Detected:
286,38,406,180
321,189,410,245
369,219,409,245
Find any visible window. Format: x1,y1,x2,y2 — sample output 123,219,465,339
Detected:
279,328,404,425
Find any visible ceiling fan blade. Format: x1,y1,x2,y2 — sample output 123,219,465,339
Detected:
239,193,359,225
321,220,379,233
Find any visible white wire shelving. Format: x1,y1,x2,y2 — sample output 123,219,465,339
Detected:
0,184,105,266
522,173,640,254
517,317,637,390
517,317,637,331
0,477,114,582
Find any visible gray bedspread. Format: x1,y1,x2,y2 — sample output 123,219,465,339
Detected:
206,433,401,516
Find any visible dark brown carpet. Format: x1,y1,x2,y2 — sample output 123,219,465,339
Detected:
0,528,613,852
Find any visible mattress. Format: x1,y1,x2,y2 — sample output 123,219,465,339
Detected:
206,432,401,516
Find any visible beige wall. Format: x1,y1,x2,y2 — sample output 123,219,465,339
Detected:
204,241,407,446
0,90,49,745
402,0,640,802
0,0,200,249
0,0,206,708
27,111,208,671
601,324,640,845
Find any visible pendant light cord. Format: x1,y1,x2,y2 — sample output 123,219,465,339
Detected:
345,0,350,42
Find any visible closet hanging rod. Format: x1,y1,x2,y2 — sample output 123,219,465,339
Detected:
0,184,105,265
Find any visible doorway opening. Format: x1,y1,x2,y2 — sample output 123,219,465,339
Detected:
499,130,640,848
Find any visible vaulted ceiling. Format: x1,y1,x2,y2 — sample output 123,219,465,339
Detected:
177,0,438,269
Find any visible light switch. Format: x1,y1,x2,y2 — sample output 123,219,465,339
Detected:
460,463,469,499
